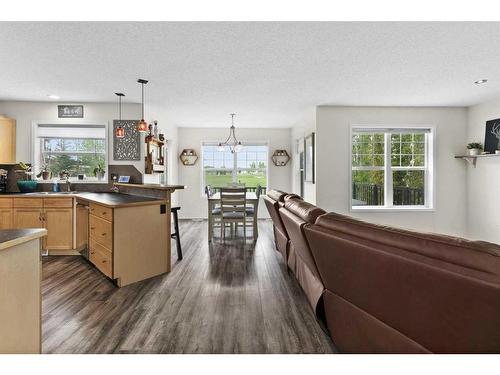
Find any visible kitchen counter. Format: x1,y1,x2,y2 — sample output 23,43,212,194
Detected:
1,191,167,208
0,228,47,251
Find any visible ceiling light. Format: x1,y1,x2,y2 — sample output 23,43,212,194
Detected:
137,79,149,133
474,79,488,85
218,113,243,153
115,93,125,138
47,94,60,100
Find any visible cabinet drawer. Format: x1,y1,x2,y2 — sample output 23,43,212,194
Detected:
89,239,112,278
89,214,113,250
89,203,113,222
44,198,73,208
0,198,13,208
13,198,43,208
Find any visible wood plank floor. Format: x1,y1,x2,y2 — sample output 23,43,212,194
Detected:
41,219,336,354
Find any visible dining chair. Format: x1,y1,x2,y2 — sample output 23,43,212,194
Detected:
220,187,247,241
244,184,261,240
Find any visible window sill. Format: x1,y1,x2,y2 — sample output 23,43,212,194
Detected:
350,206,435,213
36,179,109,184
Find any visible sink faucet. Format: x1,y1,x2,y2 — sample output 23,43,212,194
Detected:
64,178,72,192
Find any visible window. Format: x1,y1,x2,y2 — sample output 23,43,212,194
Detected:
202,143,268,190
351,127,433,210
33,123,107,181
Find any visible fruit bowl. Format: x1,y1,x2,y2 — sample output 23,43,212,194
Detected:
17,180,38,193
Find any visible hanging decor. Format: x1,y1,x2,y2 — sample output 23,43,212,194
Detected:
114,93,125,138
137,78,149,133
113,91,140,161
218,113,243,153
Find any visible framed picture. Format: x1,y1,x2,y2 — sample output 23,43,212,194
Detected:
304,132,315,183
113,120,141,160
58,105,84,118
484,118,500,153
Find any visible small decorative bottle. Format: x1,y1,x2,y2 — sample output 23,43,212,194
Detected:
153,121,159,139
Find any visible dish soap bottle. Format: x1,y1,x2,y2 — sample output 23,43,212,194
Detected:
52,180,60,192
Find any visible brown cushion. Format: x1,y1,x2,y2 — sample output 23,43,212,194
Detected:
284,199,326,224
266,189,286,202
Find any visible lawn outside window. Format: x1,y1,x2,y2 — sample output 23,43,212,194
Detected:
350,126,434,211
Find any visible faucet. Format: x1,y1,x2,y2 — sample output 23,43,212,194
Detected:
64,178,72,192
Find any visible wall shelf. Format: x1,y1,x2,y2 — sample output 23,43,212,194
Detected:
454,153,500,167
179,149,198,166
271,149,290,166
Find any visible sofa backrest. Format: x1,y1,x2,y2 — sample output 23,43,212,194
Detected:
263,190,288,236
304,212,500,353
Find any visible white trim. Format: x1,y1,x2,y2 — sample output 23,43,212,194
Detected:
349,124,435,212
31,120,109,180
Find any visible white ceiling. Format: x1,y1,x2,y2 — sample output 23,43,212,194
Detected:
1,22,500,128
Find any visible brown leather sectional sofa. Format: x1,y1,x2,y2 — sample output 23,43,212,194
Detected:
264,189,500,353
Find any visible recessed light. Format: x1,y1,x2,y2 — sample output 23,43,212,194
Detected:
474,79,488,85
47,94,60,99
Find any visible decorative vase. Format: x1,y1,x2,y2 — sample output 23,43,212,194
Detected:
496,150,500,155
96,171,105,181
468,148,480,156
17,180,38,193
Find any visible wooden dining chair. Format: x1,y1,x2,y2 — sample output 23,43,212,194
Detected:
220,187,247,241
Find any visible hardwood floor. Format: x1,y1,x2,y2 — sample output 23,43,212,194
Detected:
41,219,336,354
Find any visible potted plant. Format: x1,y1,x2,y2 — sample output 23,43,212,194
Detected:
36,164,51,180
467,142,483,156
94,163,106,181
15,162,38,193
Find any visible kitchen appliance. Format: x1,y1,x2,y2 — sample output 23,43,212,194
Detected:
0,169,8,192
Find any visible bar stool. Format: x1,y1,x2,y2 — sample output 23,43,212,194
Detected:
171,206,182,260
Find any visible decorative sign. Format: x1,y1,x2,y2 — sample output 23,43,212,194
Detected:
484,118,500,154
58,105,84,118
113,120,141,160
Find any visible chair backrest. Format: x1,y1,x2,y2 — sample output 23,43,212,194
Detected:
255,184,263,199
220,188,246,216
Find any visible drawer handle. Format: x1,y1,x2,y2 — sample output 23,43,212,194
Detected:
90,227,96,230
102,233,106,236
102,260,106,263
90,251,95,255
102,212,107,215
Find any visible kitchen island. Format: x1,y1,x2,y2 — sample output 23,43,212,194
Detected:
0,228,46,353
0,185,184,287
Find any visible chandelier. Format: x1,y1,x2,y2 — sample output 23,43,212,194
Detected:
218,113,243,153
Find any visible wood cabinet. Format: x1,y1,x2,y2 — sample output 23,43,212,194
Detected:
0,198,13,229
12,197,73,251
89,203,114,278
0,116,16,164
44,208,73,250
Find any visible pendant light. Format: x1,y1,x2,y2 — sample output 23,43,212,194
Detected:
137,78,149,133
218,113,243,153
114,92,125,138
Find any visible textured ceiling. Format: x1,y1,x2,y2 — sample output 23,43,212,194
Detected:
1,22,500,128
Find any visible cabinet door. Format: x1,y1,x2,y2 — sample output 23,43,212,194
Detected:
44,208,73,250
0,118,16,164
0,209,13,229
13,208,44,229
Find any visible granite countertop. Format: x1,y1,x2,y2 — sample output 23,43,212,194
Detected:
75,192,167,208
114,182,185,191
0,192,167,208
0,229,47,251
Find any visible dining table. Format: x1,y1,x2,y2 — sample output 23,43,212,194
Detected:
207,191,259,242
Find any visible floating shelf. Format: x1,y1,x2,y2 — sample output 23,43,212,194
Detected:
180,149,199,166
454,153,500,167
271,149,290,166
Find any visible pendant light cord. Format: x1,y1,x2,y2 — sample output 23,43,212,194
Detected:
141,82,145,120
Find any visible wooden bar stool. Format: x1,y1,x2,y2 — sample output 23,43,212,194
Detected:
171,206,182,260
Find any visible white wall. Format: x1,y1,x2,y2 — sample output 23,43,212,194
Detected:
316,106,468,237
0,101,179,186
177,127,292,219
290,108,317,204
466,96,500,244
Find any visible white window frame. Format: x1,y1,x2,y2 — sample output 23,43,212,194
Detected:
200,141,269,196
349,125,435,212
31,120,109,183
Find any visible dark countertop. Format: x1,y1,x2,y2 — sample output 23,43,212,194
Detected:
0,229,47,251
74,192,166,208
0,192,167,208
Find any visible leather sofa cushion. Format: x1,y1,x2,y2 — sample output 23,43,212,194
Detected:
284,199,326,224
314,212,500,281
284,193,303,203
266,189,286,202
